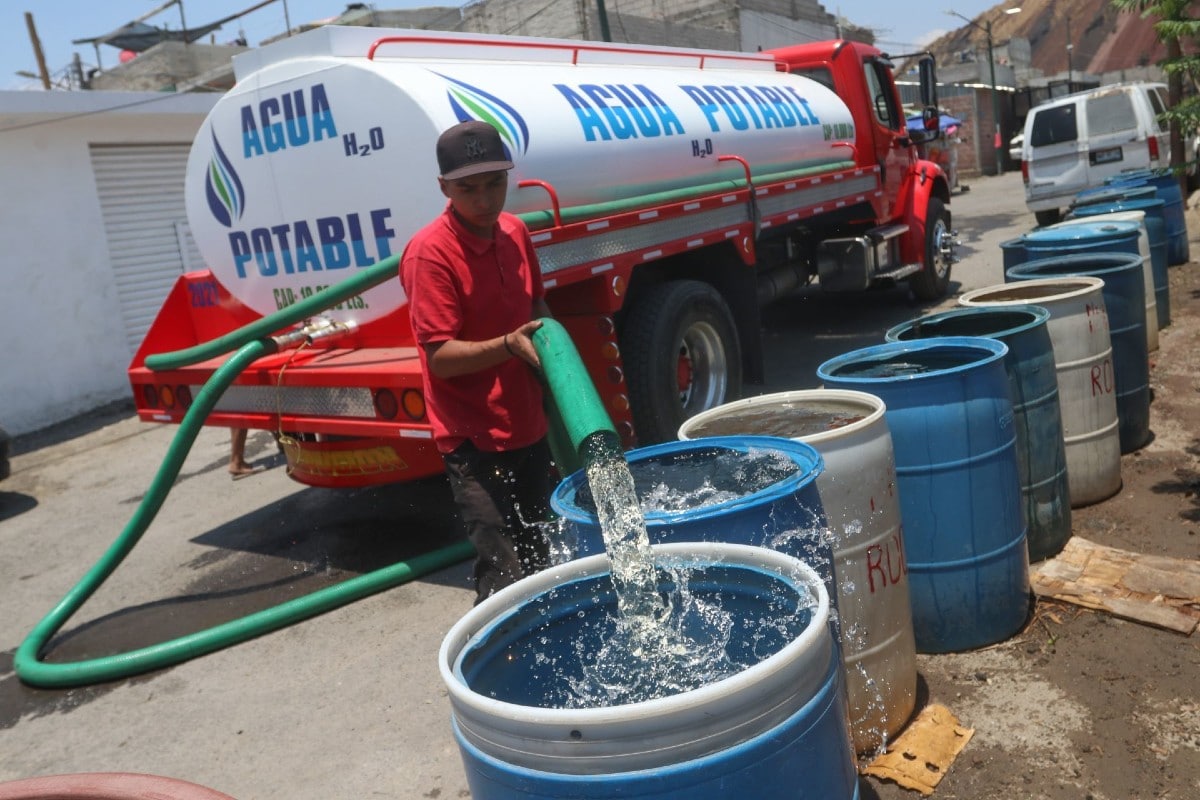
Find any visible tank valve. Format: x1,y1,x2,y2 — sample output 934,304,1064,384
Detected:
272,318,358,350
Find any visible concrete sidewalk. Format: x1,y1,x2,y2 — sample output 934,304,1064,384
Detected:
1,415,476,798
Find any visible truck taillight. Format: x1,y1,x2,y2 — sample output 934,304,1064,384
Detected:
399,389,426,421
373,389,399,420
142,384,192,410
141,384,159,409
1149,135,1161,162
1021,159,1029,184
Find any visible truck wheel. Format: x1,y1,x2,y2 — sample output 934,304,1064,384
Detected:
1034,209,1061,227
909,196,952,301
620,280,742,445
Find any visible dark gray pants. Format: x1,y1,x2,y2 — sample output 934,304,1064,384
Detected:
442,438,556,604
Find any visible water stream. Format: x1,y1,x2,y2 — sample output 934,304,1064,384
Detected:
552,434,814,708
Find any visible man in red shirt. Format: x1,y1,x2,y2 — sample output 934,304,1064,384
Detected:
401,120,557,604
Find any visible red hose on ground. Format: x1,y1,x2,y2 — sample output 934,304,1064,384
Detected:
0,773,237,800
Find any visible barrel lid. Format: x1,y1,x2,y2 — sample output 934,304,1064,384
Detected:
1069,197,1165,219
1022,219,1140,245
1071,186,1128,208
1104,168,1156,185
815,336,1008,385
1007,251,1143,281
885,304,1050,344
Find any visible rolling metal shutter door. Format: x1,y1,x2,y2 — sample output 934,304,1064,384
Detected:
89,143,196,354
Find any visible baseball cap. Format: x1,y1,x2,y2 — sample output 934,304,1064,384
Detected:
436,121,514,180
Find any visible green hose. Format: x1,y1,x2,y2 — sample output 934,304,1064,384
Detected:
532,318,621,476
16,328,472,689
16,269,614,688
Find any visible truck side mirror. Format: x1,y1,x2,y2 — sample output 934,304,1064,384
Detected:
918,56,938,110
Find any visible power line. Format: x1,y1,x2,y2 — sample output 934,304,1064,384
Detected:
0,91,195,135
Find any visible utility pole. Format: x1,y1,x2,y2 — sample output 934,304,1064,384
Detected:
985,19,1003,176
1065,17,1073,90
177,0,189,46
24,12,52,90
596,0,612,42
947,8,1022,176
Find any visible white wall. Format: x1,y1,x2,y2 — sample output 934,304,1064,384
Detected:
0,90,218,436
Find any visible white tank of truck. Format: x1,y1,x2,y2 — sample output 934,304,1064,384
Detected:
185,26,857,324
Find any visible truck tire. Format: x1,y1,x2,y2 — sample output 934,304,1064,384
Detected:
620,280,742,445
909,196,952,301
1034,209,1061,227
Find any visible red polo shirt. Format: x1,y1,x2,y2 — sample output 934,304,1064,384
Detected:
400,205,547,454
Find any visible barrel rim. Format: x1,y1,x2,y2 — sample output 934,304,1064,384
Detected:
1071,197,1165,215
439,541,830,726
1022,219,1141,242
550,435,825,524
815,336,1008,386
959,276,1105,307
1007,251,1144,281
675,388,886,445
883,304,1050,344
1057,210,1146,227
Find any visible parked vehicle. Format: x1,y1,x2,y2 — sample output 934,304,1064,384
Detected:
1008,132,1023,165
1021,82,1171,226
128,27,953,488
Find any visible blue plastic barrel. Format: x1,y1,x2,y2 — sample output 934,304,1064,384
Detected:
1069,198,1170,329
817,337,1030,653
1007,253,1151,453
1018,219,1142,266
1016,218,1157,352
1043,212,1159,352
959,277,1120,507
884,307,1070,562
1073,184,1157,209
440,543,860,800
1108,170,1190,265
551,436,835,608
1000,237,1026,272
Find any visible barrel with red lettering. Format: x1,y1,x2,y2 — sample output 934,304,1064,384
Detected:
960,277,1120,507
1008,253,1150,454
677,389,916,753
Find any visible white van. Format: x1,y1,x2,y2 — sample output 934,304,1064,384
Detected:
1021,82,1170,225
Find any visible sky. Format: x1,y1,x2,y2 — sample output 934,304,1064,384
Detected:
1,0,1000,91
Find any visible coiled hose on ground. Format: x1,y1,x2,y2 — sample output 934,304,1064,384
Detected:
16,258,616,689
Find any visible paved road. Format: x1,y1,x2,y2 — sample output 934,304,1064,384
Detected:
0,172,1035,799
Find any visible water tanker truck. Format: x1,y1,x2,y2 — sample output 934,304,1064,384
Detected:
128,26,952,488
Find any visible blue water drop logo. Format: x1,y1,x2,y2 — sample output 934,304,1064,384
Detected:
436,73,530,160
204,130,245,228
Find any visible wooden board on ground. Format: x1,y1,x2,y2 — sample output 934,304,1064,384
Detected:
1030,536,1200,635
862,703,974,795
